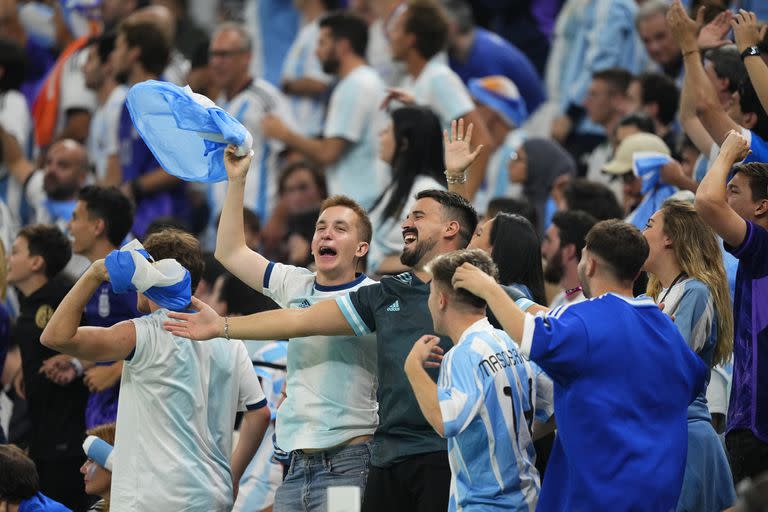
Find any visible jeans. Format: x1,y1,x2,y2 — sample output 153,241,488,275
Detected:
274,442,372,512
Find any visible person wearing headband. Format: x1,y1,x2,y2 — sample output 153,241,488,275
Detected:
39,228,270,511
81,423,116,512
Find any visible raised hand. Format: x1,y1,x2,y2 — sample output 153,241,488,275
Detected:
444,118,485,176
452,262,496,300
223,144,253,182
405,335,444,371
89,259,110,283
667,0,701,52
163,296,224,341
731,9,767,52
697,9,733,50
719,129,751,163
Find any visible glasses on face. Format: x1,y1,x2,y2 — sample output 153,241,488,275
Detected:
209,48,249,58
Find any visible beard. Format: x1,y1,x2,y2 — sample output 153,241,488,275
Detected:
44,176,77,201
543,248,565,284
400,235,437,268
320,55,340,75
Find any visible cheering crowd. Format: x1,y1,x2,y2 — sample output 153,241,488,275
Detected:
0,0,768,510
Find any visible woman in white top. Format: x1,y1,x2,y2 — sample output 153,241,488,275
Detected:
367,106,447,275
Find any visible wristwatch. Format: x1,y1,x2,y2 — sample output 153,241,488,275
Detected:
741,46,761,61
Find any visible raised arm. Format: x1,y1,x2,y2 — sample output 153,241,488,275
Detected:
732,10,768,115
694,129,750,246
40,260,137,361
0,125,35,184
679,53,716,154
452,263,549,344
262,114,347,166
669,1,739,146
444,119,485,202
214,146,270,292
164,295,354,341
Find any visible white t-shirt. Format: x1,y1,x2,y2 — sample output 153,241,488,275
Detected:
87,85,127,180
262,262,379,452
402,58,475,128
0,90,31,154
323,65,387,209
210,79,295,236
111,311,266,512
281,19,332,137
56,49,97,137
367,175,445,274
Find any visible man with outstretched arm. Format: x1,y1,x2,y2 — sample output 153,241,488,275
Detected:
40,229,269,511
215,145,379,512
165,188,479,512
451,219,708,511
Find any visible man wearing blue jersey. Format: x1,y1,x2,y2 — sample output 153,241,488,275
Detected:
405,248,552,511
453,219,708,511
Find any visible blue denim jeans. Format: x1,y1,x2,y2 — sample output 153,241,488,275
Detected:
273,442,372,512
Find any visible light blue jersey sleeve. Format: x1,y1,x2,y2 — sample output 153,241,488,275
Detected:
532,363,555,423
671,282,713,354
427,69,474,123
521,308,590,384
438,347,483,438
324,73,374,143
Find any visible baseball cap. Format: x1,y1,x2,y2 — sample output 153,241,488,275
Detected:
603,132,670,175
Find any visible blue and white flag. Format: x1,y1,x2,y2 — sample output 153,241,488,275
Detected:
125,80,253,183
83,435,114,471
633,151,672,195
105,239,192,312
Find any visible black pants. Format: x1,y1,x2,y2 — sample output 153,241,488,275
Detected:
37,456,90,512
362,451,451,512
726,429,768,485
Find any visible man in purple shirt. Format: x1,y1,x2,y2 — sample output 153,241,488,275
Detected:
695,130,768,483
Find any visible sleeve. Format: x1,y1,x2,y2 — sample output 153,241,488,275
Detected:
670,283,713,353
0,91,31,152
438,348,484,438
324,75,379,142
564,0,635,108
724,221,768,277
23,171,49,223
125,315,155,370
334,284,379,336
236,342,267,412
744,130,768,164
261,261,312,308
532,363,555,423
59,50,97,113
520,308,590,383
104,94,126,156
427,69,475,123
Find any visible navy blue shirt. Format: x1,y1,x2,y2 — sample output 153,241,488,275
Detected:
450,28,546,113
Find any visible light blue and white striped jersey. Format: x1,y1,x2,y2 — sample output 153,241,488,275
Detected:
323,65,387,209
438,318,552,512
402,58,475,128
208,79,296,243
111,311,267,512
233,341,287,512
262,262,379,452
281,19,332,137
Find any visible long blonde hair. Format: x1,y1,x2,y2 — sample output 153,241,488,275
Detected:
646,200,733,367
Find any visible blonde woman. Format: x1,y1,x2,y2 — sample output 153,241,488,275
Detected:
82,422,116,512
642,200,736,512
